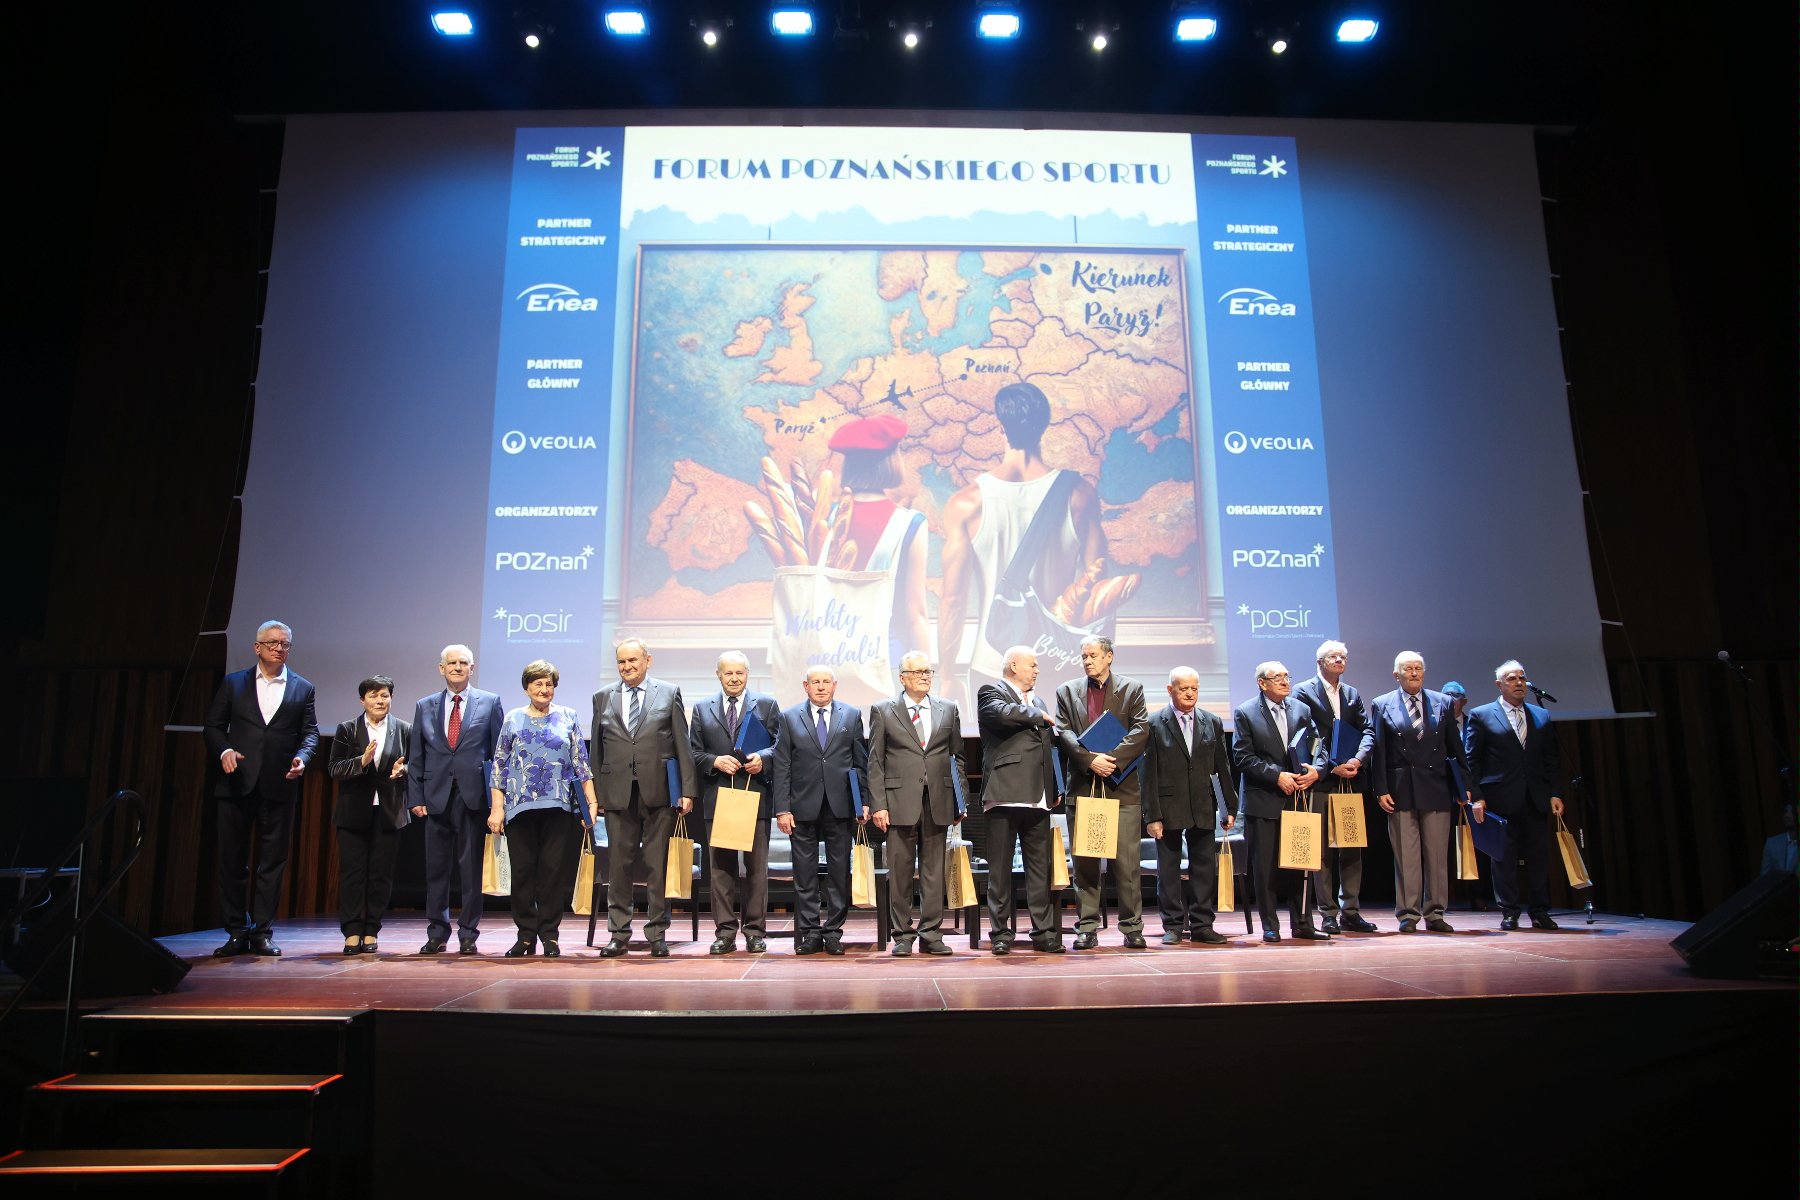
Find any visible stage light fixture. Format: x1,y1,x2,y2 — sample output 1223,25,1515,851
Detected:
976,10,1022,40
524,31,541,47
702,26,719,45
903,29,919,48
771,9,814,36
1174,17,1218,42
430,11,474,36
1270,35,1289,54
1091,32,1107,51
603,10,648,36
1335,18,1378,42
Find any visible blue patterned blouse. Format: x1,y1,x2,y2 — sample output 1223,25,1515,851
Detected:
490,704,593,820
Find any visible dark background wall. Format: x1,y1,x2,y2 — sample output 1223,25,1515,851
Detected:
5,2,1792,932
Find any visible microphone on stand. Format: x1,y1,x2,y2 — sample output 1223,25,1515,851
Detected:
1717,650,1753,683
1526,681,1558,704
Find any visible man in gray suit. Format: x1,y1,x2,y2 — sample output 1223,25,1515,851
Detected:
591,638,697,958
1230,660,1329,942
977,646,1066,955
1142,666,1237,944
1292,640,1379,933
688,651,781,954
1054,635,1150,948
869,650,965,956
770,667,869,956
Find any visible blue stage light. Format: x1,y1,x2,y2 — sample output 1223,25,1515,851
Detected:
977,12,1022,39
771,9,815,37
1336,18,1379,43
430,11,474,37
603,10,648,36
1175,17,1218,42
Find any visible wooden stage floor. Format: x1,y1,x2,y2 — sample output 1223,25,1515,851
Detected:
141,907,1787,1017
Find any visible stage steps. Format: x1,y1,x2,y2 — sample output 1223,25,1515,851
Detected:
1,1009,371,1197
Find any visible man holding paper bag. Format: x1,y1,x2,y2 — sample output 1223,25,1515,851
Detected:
1054,636,1150,949
1142,667,1237,945
868,651,965,956
689,651,781,955
771,667,870,956
1293,640,1380,934
1230,661,1329,942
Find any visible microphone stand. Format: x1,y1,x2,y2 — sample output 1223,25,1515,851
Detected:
1550,774,1644,925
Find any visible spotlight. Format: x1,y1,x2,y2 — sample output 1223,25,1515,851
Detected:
603,10,648,36
1174,17,1217,42
1091,32,1107,51
524,31,541,47
1336,18,1378,43
771,9,814,37
430,11,474,36
976,9,1021,39
1270,35,1288,54
903,29,919,48
702,26,719,45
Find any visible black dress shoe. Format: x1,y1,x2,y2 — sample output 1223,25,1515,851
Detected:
1530,915,1561,931
745,935,767,953
599,938,629,958
1499,914,1520,931
541,941,560,958
420,939,448,955
361,939,379,955
505,940,536,957
1398,919,1418,933
1425,918,1455,933
649,939,671,958
710,935,736,955
1123,933,1148,949
1341,915,1379,933
457,939,479,955
1320,916,1342,934
890,939,913,956
922,940,954,956
1262,930,1282,943
1192,929,1228,945
1072,932,1099,950
796,936,824,956
1293,927,1331,941
248,936,281,957
989,939,1012,956
213,937,247,958
1161,931,1184,946
1032,938,1067,954
822,937,845,956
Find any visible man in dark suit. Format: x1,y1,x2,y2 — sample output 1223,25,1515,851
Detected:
1292,639,1379,933
1369,650,1478,933
592,637,698,958
326,674,411,954
688,650,781,955
1142,666,1237,944
868,650,964,956
1465,660,1563,931
1055,635,1150,949
977,646,1066,955
1231,661,1329,942
406,643,503,954
770,666,869,956
204,620,320,957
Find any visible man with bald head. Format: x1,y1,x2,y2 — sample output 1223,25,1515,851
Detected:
1231,660,1329,942
407,643,503,954
976,646,1066,954
1142,667,1237,944
689,651,781,954
771,667,869,955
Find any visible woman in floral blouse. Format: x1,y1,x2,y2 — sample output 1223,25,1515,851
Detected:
488,659,598,957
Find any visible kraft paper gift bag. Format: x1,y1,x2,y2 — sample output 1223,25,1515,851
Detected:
1050,824,1072,888
851,823,877,908
710,777,760,852
1216,841,1236,912
481,833,511,896
1455,805,1481,881
1555,814,1593,889
1277,799,1323,872
1072,783,1120,859
1328,792,1368,849
945,842,977,910
664,814,695,900
571,841,596,915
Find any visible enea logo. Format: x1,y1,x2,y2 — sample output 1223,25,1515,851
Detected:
492,606,574,639
1237,603,1313,634
517,283,600,313
1217,287,1297,317
494,546,595,572
1222,430,1315,455
1231,543,1326,570
500,430,599,455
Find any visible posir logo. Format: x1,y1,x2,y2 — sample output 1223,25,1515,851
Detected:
1217,287,1297,317
1231,543,1326,570
491,606,575,640
517,283,600,313
1237,603,1314,634
494,546,596,572
1222,430,1315,454
500,430,599,455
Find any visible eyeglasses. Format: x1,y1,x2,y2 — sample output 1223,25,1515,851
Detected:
1261,673,1290,682
257,640,292,650
900,669,933,677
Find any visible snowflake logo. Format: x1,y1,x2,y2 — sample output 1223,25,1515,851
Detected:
1259,155,1288,179
581,545,596,556
1237,604,1250,615
493,607,508,620
1313,543,1325,554
583,147,613,171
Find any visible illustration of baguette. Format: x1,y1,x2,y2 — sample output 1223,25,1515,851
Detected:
1080,574,1139,624
743,501,789,566
805,468,837,563
1051,559,1105,625
759,457,810,563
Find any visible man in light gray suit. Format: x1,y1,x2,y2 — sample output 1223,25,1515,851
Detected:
868,650,965,956
591,638,697,958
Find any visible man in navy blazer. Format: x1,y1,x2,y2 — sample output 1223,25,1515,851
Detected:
204,620,320,957
770,666,869,955
1230,660,1329,942
688,650,781,955
1369,650,1478,933
1465,660,1564,931
1292,639,1379,933
406,644,503,954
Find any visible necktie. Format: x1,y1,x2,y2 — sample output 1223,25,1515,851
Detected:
1408,693,1423,734
1272,703,1288,748
726,696,740,740
1511,706,1527,745
911,704,925,746
628,686,642,735
1179,711,1193,753
447,693,463,750
815,707,829,749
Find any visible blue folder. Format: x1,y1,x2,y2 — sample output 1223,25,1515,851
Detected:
1077,711,1142,784
663,757,684,808
1330,718,1354,767
1052,751,1065,799
734,712,774,757
1469,808,1510,859
847,768,864,815
951,759,968,819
